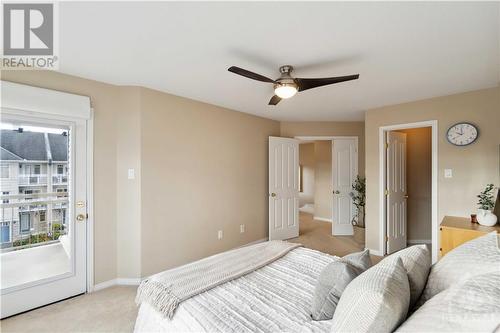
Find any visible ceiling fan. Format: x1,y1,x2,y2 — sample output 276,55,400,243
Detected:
228,65,359,105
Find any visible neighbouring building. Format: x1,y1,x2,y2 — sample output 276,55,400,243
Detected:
0,129,68,250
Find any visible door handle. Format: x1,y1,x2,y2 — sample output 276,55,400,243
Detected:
404,195,409,199
333,190,340,194
270,193,277,197
76,214,86,222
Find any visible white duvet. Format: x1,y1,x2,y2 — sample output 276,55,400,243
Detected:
134,247,336,333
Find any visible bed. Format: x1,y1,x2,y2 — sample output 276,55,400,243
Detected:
135,233,500,333
134,247,336,333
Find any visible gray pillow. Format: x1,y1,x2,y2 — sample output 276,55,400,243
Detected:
379,245,431,308
331,257,410,333
342,249,372,271
311,250,372,321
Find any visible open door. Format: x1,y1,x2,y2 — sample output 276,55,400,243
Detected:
386,131,407,254
332,139,357,235
269,137,299,240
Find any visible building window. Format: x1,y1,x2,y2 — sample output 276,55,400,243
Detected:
57,165,64,175
34,165,41,175
23,189,40,201
299,165,303,193
20,213,31,233
40,211,46,222
2,191,9,204
0,165,9,179
0,222,10,243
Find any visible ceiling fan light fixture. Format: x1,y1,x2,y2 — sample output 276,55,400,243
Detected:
274,82,298,99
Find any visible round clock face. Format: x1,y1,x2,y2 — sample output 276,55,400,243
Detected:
446,123,478,146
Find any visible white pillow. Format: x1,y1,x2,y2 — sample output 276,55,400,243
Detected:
396,272,500,332
418,231,500,305
378,245,431,308
331,257,410,333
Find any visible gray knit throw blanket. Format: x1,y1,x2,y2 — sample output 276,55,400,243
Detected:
135,240,302,319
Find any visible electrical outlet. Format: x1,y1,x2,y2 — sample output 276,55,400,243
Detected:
127,168,135,180
217,230,223,240
444,169,453,178
240,224,245,233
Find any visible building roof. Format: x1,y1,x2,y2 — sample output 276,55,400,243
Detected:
0,130,68,162
48,133,68,162
0,147,22,161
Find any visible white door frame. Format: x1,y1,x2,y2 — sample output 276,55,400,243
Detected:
86,110,95,293
1,81,94,294
294,136,359,226
379,120,438,263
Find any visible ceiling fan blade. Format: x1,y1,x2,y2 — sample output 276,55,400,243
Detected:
296,74,359,92
228,66,276,83
268,95,281,105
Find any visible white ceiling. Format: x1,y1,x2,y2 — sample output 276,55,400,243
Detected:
59,2,499,121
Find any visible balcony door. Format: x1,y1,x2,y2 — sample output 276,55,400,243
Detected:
1,81,91,318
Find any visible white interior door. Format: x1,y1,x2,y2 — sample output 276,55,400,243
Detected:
332,139,358,235
386,131,407,254
1,110,88,317
269,137,299,240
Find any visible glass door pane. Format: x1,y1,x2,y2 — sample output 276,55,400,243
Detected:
1,121,72,290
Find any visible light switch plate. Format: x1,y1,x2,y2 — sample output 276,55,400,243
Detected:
217,230,223,240
444,169,452,178
128,169,135,180
240,224,245,233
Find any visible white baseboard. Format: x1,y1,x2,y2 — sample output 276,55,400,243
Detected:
313,216,333,223
408,239,432,245
238,238,268,248
93,278,141,292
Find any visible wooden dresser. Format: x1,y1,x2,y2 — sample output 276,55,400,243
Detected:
440,216,500,257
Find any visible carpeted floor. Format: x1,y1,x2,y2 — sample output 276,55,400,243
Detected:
1,212,381,332
290,212,382,264
1,286,138,333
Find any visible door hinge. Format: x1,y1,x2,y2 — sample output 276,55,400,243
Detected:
385,142,389,149
384,189,389,196
386,235,389,242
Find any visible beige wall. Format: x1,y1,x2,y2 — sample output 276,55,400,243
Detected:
398,127,432,242
2,71,120,284
1,71,279,282
314,141,333,220
139,87,279,276
299,143,315,207
280,121,365,177
365,86,500,253
116,87,142,279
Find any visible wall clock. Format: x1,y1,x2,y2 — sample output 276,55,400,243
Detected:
446,122,479,146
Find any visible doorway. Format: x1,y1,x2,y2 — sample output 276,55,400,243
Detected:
380,121,438,263
268,136,358,242
1,82,92,318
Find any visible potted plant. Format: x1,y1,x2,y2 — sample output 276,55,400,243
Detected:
476,184,498,226
350,176,366,244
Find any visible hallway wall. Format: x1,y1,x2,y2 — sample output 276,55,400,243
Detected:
299,143,315,207
398,127,432,243
314,141,332,220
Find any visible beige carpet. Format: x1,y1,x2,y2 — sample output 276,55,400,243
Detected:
1,213,381,332
1,286,138,333
290,212,382,264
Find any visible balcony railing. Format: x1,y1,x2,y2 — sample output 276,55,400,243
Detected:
52,175,68,184
18,174,48,185
0,192,68,253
